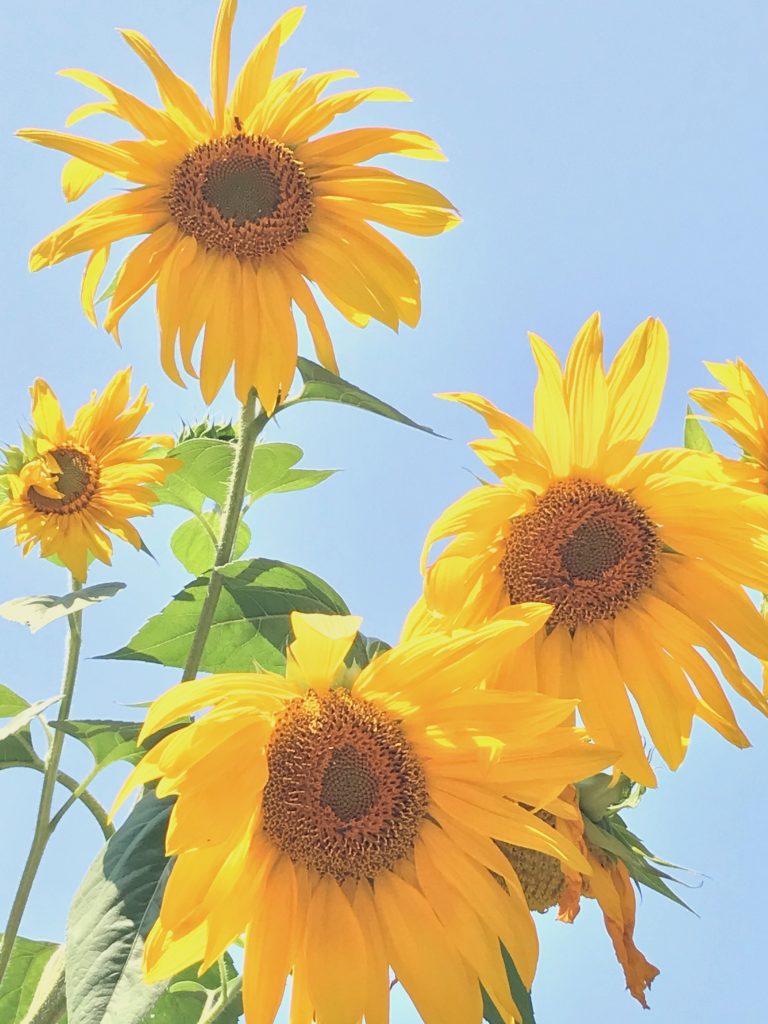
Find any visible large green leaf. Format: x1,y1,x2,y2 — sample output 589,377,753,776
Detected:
152,439,235,513
288,357,440,435
100,558,362,674
245,442,334,502
0,583,125,634
151,956,241,1024
66,792,173,1024
683,405,714,452
170,513,251,575
0,936,59,1024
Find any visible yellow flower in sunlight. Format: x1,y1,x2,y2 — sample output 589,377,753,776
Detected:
501,787,659,1008
0,369,175,581
407,314,768,787
690,358,768,476
18,1,459,413
116,609,610,1024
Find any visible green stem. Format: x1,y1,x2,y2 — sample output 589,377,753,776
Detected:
0,577,84,984
199,974,243,1024
48,763,112,839
180,391,266,682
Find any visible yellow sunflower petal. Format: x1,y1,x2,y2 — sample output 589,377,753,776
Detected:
286,612,363,690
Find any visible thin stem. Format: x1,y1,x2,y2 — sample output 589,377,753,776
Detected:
48,763,112,839
181,392,265,682
199,974,243,1024
0,577,84,984
217,956,229,1003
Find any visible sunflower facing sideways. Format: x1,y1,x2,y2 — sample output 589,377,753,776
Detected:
500,784,660,1007
0,369,175,582
690,358,768,481
18,1,459,413
406,314,768,787
115,609,611,1024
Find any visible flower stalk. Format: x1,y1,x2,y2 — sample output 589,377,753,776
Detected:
181,390,267,681
0,577,84,984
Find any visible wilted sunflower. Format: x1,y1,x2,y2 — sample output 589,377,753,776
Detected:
690,359,768,478
0,369,175,581
116,609,610,1024
409,314,768,786
501,786,659,1007
18,1,459,413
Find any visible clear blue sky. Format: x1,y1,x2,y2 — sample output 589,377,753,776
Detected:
2,1,767,1021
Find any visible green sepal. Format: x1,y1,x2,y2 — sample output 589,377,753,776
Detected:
578,773,696,911
683,404,714,452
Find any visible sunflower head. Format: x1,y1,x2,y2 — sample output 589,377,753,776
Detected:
18,0,459,412
410,313,768,786
116,607,611,1024
690,358,768,476
0,369,176,581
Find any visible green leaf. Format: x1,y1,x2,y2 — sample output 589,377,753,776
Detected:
150,956,241,1024
50,720,143,770
482,944,536,1024
0,936,59,1024
0,696,62,743
152,439,235,513
290,357,441,435
0,687,40,769
246,442,302,496
246,443,335,502
0,684,30,718
66,792,173,1024
170,513,251,575
256,468,336,499
100,558,358,674
684,405,714,452
0,583,125,634
51,719,187,771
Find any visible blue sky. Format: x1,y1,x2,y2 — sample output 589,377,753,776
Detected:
2,1,767,1021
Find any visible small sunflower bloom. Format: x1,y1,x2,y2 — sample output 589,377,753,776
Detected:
0,369,175,581
409,314,768,786
116,609,610,1024
501,787,659,1007
690,359,768,477
18,0,459,413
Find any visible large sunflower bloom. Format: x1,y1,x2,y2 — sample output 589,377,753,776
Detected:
0,369,175,581
18,1,459,413
116,609,610,1024
501,786,659,1007
408,314,768,786
690,358,768,479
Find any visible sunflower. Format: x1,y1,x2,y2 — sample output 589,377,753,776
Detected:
0,369,175,582
408,314,768,787
116,609,610,1024
500,786,659,1007
690,359,768,478
18,1,459,413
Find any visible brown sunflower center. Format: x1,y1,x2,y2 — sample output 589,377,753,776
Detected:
26,447,99,515
499,812,566,914
500,478,660,630
262,688,429,881
168,133,313,261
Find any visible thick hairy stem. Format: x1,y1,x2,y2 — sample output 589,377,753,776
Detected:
181,391,266,681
